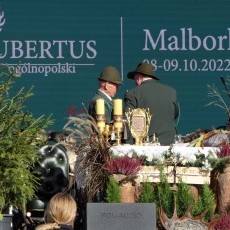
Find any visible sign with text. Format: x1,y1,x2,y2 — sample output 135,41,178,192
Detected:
0,1,229,134
87,203,156,230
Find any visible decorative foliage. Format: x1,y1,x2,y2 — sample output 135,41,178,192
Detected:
206,76,230,132
0,64,52,213
162,144,216,170
201,184,216,221
106,175,121,203
211,213,230,230
147,169,217,228
217,141,230,158
59,114,111,202
104,156,142,175
206,81,230,114
175,179,194,217
138,181,155,203
158,182,216,229
155,172,174,218
211,141,230,173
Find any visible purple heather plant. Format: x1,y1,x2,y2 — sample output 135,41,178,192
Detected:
104,156,142,175
217,141,230,158
212,213,230,230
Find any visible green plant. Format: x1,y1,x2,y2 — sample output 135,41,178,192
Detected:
155,172,174,218
60,114,110,202
175,179,194,217
106,175,121,203
152,169,216,223
211,141,230,173
195,184,216,219
0,65,52,214
138,181,155,203
195,183,216,221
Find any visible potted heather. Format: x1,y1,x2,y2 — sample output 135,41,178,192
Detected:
0,65,52,228
104,156,142,202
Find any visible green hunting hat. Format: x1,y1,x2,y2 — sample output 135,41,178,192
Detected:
98,66,122,85
127,62,159,80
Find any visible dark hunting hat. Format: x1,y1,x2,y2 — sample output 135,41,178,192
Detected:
98,66,122,85
127,62,159,80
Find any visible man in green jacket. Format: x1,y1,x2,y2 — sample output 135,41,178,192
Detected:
88,66,122,124
124,62,179,145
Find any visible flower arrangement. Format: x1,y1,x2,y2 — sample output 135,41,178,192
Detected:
104,156,141,203
211,213,230,230
211,141,230,173
104,156,142,175
58,113,111,202
217,140,230,158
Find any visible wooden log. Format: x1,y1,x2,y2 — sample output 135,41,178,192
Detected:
216,165,230,213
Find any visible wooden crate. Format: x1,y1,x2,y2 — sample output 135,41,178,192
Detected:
137,166,210,184
113,166,210,185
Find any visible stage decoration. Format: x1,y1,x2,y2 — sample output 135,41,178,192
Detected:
159,184,215,230
0,64,52,224
113,99,123,145
94,98,125,145
151,133,160,146
125,108,152,146
104,156,142,203
96,98,105,115
104,156,141,175
106,176,121,203
109,144,218,170
95,98,106,134
113,99,123,116
50,76,230,229
60,113,110,203
182,129,230,147
206,77,230,130
104,124,111,143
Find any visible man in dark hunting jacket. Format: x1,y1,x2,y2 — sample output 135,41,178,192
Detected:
124,62,179,145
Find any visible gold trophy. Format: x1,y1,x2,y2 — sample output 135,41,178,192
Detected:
125,108,152,146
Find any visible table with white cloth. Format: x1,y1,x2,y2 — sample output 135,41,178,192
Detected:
109,144,220,184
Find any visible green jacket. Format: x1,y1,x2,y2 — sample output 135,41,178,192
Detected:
88,90,113,124
124,79,179,145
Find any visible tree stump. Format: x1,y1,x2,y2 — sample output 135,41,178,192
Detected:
216,165,230,213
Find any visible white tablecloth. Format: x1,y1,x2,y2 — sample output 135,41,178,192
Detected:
109,144,219,169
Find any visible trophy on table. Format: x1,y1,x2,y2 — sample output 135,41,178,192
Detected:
125,108,152,146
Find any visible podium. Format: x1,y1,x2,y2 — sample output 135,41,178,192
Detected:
87,203,156,230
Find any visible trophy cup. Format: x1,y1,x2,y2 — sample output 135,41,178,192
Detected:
125,108,152,146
